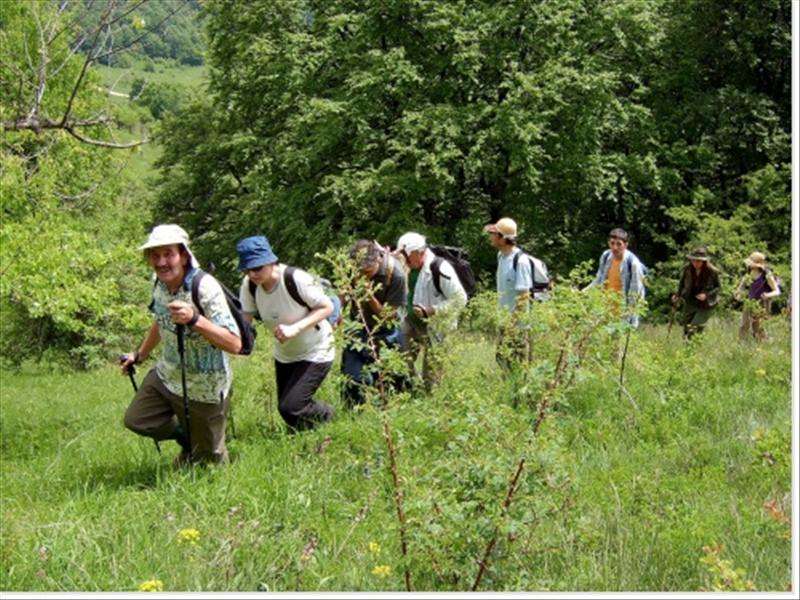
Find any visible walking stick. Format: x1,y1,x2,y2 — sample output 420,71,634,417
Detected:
176,325,192,463
119,356,161,454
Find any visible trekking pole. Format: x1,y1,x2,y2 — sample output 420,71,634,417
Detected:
119,355,161,455
176,325,192,463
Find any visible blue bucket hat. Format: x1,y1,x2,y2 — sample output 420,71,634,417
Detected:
236,235,278,271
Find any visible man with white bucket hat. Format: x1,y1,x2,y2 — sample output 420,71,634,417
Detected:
396,231,467,389
120,224,241,466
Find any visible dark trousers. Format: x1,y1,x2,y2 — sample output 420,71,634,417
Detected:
274,359,333,431
682,305,713,339
341,328,404,408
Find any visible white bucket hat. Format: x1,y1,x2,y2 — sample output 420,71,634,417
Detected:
139,224,199,268
397,232,427,254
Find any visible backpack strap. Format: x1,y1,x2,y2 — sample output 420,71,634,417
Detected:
624,253,633,294
244,276,263,322
283,266,321,330
283,266,310,310
147,277,159,312
430,256,450,297
190,270,207,316
513,250,549,293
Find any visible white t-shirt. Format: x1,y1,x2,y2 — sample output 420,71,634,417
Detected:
239,265,335,364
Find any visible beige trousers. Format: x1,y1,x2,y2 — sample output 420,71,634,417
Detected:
123,368,230,464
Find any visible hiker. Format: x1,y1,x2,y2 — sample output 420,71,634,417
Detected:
396,232,468,388
237,235,335,431
121,224,242,466
734,251,781,342
341,240,407,408
671,246,720,339
584,227,646,327
484,217,549,366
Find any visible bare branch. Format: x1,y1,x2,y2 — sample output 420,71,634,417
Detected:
51,29,92,79
103,0,151,33
47,1,90,48
3,116,114,132
27,4,48,121
64,126,149,149
59,0,116,127
89,1,188,63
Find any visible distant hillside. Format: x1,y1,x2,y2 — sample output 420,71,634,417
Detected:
79,0,205,67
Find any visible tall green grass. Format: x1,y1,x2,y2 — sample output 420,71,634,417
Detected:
0,317,791,591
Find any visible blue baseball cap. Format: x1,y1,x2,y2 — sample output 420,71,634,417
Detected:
236,235,278,271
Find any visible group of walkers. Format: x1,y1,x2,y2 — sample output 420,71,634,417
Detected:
120,220,782,466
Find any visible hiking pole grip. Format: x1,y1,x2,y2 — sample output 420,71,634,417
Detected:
176,325,192,461
119,354,138,391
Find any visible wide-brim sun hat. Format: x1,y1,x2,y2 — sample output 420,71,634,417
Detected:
397,232,426,254
236,235,278,271
744,251,767,269
483,217,517,239
139,224,199,268
687,246,710,261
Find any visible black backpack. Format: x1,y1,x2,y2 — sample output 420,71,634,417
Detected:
512,250,552,295
429,245,476,298
190,270,256,355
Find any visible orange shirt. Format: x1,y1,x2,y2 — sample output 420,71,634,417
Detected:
605,257,623,292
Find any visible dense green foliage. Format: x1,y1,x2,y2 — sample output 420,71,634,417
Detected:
0,1,153,367
80,0,206,67
155,0,791,308
1,318,791,591
130,77,189,120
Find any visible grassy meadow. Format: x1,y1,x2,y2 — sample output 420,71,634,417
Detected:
94,60,207,95
0,315,792,592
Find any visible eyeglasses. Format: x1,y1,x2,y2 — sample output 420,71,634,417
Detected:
246,264,267,274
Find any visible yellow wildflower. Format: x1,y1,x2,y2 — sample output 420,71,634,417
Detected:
368,541,380,554
371,564,391,577
178,528,201,544
138,579,164,592
755,368,766,377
